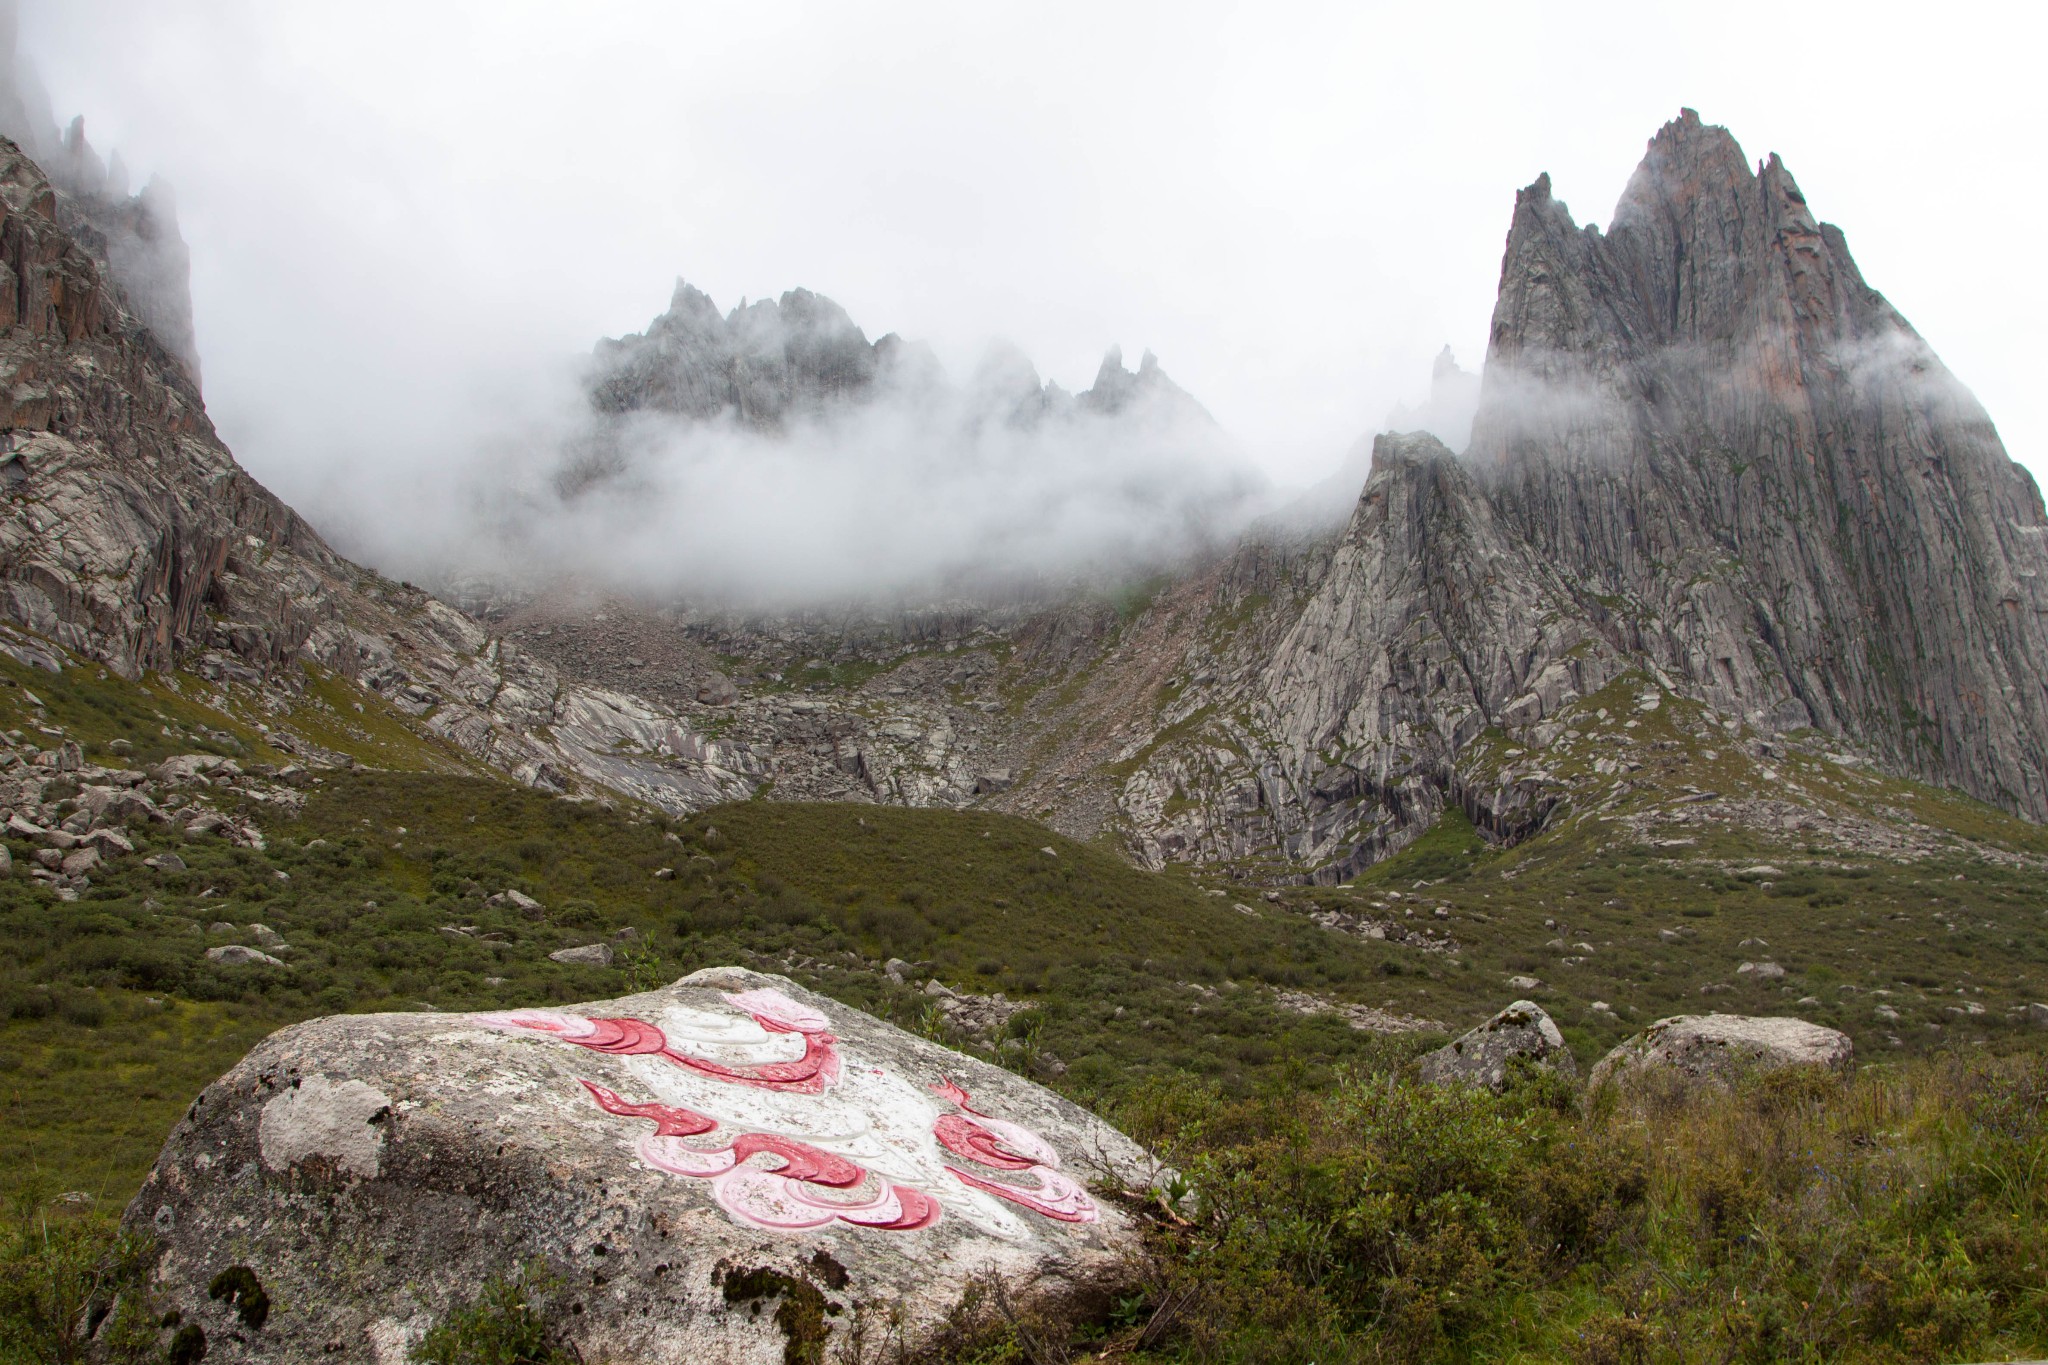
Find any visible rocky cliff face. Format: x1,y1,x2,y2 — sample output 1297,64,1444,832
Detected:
0,11,199,384
1099,111,2048,876
0,131,769,812
0,135,312,676
0,99,2039,885
588,282,883,429
1470,110,2048,819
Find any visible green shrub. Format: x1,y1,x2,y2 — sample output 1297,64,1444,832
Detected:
0,1207,158,1364
414,1265,574,1365
1104,1053,2048,1364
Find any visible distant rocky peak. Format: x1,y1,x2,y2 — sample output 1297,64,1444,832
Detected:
654,277,722,332
0,10,199,384
589,276,1214,442
1078,344,1208,424
1462,109,2048,822
1608,107,1756,234
587,279,879,427
1384,345,1480,452
963,339,1053,428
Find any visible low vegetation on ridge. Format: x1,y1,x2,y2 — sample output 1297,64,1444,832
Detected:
0,647,2042,1363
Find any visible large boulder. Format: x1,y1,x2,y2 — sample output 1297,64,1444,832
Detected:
1416,1000,1576,1091
1590,1013,1853,1090
124,967,1161,1364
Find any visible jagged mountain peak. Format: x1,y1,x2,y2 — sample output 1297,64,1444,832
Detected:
587,277,1219,441
1078,343,1208,422
1462,111,2048,821
1,83,2041,905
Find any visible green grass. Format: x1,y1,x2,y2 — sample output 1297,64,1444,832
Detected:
0,650,482,776
0,773,1433,1213
1271,796,2048,1067
0,638,2044,1362
1094,1052,2048,1364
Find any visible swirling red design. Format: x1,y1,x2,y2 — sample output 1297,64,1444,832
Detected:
580,1079,937,1231
484,997,841,1093
481,994,932,1232
930,1078,1098,1224
580,1080,714,1136
561,1017,669,1055
480,997,1096,1233
932,1113,1035,1171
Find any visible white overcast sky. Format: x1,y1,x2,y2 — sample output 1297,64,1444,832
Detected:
18,0,2046,535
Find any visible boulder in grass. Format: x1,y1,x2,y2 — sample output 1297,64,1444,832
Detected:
206,945,285,968
1589,1013,1852,1090
1417,1000,1576,1091
124,968,1160,1364
549,942,615,967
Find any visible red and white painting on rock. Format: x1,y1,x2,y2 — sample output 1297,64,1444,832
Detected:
476,987,1098,1237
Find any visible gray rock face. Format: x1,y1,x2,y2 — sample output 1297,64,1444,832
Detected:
1,101,2042,888
204,944,284,968
588,282,882,431
0,134,764,817
1469,109,2048,820
1103,109,2048,876
1417,1000,1576,1091
125,968,1157,1364
547,942,614,967
1246,431,1617,876
1590,1013,1853,1090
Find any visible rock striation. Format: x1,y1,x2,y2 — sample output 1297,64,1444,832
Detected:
1099,109,2048,876
126,968,1158,1364
0,96,2041,880
0,127,767,812
1470,109,2048,819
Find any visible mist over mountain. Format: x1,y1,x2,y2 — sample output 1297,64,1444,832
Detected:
0,7,195,383
447,280,1271,604
4,25,2048,1353
0,11,2042,850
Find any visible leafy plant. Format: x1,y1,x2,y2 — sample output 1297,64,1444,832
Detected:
413,1264,574,1365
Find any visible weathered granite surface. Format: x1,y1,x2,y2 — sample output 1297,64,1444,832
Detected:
1470,109,2048,819
1590,1012,1854,1090
1417,1000,1577,1091
126,968,1160,1364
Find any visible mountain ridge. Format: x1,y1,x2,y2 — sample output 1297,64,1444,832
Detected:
1472,109,2048,819
0,106,2040,887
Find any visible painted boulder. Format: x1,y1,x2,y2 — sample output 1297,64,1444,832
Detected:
123,967,1163,1364
1589,1013,1853,1090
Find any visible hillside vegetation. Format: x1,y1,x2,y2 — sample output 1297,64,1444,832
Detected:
0,645,2043,1362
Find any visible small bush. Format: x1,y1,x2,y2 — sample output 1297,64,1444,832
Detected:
414,1265,575,1365
0,1209,159,1364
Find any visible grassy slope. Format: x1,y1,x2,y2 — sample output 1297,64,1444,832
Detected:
4,646,2047,1210
0,643,2045,1362
1251,672,2048,1063
0,772,1423,1206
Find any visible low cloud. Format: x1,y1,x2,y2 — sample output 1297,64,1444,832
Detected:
387,287,1271,605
